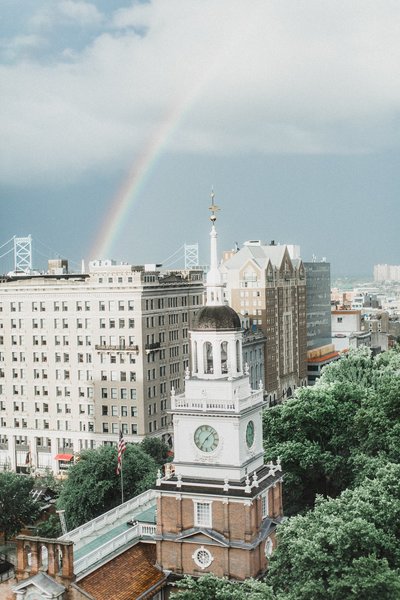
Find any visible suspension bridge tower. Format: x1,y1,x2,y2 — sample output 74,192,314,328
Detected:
14,236,32,273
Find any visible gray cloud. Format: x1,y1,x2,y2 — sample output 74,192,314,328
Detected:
2,0,400,185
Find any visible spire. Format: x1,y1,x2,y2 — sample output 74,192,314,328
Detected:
206,190,223,306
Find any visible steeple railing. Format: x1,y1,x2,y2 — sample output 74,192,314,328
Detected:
171,388,263,413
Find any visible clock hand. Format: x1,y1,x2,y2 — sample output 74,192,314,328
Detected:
202,432,213,446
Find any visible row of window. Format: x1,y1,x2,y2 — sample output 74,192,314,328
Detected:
3,300,135,312
102,405,137,417
101,388,137,400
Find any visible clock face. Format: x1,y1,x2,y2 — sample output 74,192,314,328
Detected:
194,425,219,453
246,420,255,448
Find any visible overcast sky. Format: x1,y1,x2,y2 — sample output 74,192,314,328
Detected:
2,0,400,276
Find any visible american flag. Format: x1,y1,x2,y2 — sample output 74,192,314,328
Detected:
116,430,127,475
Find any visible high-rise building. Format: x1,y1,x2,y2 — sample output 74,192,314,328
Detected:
374,264,400,282
0,261,203,474
303,261,332,350
221,241,307,403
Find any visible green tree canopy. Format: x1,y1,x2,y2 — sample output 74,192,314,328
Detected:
263,346,400,514
171,574,275,600
140,437,170,465
267,463,400,600
57,444,158,530
0,472,40,542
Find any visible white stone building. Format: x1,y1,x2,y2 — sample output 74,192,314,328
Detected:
0,262,203,474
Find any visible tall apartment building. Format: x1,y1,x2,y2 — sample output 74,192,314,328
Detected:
303,261,332,350
374,264,400,282
0,261,203,474
221,241,307,403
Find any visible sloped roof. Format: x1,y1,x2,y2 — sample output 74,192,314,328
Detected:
13,572,65,597
223,245,288,271
77,543,166,600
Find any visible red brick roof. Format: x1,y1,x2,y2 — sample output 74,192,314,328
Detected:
77,543,165,600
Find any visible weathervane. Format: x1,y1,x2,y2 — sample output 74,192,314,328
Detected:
209,189,220,223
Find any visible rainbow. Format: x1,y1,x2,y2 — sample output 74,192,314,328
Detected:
90,102,183,261
89,43,233,261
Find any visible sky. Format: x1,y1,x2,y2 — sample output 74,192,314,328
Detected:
1,0,400,277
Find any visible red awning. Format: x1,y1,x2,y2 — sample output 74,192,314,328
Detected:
54,454,74,461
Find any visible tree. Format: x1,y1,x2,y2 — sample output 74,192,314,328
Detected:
266,464,400,600
263,347,400,514
34,514,62,539
57,444,158,530
171,574,275,600
0,472,39,543
140,437,170,465
263,381,364,514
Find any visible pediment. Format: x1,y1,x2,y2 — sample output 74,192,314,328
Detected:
13,572,65,599
176,527,229,547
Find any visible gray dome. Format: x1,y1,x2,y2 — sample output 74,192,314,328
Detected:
192,305,241,331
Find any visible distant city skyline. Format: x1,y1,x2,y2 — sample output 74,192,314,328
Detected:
2,1,400,277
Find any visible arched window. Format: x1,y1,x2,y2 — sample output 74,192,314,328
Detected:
24,544,31,570
57,546,63,574
236,340,241,372
221,341,228,374
40,545,48,571
204,342,213,374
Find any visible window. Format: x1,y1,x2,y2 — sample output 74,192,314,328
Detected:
131,424,138,434
192,546,213,570
265,537,273,558
261,491,269,518
194,502,212,527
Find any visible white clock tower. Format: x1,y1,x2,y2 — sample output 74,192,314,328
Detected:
155,195,283,580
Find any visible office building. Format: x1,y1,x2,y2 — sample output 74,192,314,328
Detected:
221,241,307,403
0,261,203,474
303,261,332,350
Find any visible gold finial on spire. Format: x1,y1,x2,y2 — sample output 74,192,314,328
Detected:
209,188,220,223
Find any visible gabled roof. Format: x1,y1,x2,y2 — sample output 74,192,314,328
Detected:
223,244,290,271
76,543,166,600
13,572,65,597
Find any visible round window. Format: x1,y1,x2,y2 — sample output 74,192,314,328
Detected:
192,546,213,569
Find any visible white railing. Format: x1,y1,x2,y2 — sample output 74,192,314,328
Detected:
74,521,157,576
172,389,263,413
59,488,156,548
138,523,156,536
